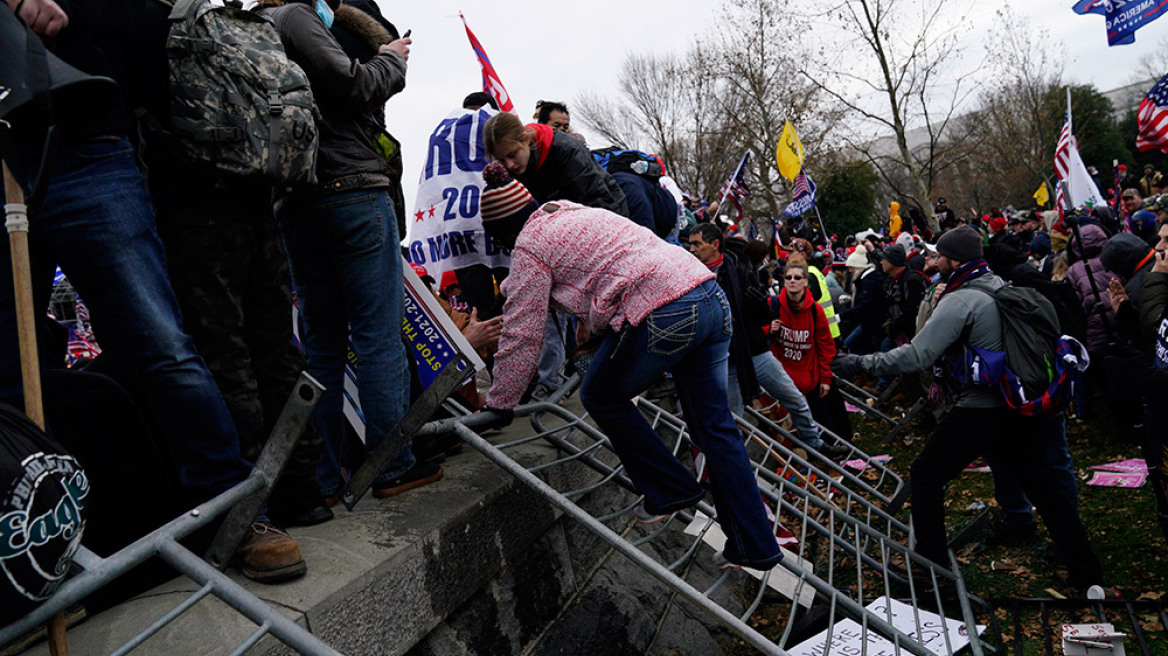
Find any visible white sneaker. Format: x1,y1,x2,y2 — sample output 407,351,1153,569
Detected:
632,502,669,524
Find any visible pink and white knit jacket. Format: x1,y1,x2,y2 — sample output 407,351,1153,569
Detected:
485,201,713,409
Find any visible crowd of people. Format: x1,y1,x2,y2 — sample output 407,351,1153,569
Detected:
1,0,1165,606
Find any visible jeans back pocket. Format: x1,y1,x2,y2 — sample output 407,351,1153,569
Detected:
647,304,699,357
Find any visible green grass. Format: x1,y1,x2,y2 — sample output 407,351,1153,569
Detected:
720,399,1168,655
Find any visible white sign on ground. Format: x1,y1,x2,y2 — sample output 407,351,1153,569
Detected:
786,596,985,656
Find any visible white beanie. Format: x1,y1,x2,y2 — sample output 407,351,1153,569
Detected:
845,249,869,269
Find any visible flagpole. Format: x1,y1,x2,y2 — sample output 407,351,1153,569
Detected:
811,205,829,246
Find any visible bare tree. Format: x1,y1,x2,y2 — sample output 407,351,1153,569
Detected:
938,6,1065,211
810,0,982,231
1128,36,1168,86
714,0,840,222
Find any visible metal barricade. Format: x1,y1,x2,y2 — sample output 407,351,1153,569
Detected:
0,373,345,656
416,378,996,656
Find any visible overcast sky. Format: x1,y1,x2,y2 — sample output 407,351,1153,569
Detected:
373,1,1165,213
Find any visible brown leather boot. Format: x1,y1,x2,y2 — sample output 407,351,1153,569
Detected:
235,522,307,583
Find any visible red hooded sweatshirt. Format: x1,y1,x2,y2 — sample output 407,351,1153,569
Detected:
766,290,835,394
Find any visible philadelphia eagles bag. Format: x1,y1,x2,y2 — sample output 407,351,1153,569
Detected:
164,0,318,184
0,403,88,624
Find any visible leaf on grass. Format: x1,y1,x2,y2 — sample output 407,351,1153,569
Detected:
1137,591,1165,601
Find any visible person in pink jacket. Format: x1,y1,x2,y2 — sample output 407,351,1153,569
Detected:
476,163,781,570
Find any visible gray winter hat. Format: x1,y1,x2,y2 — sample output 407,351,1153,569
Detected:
936,226,983,262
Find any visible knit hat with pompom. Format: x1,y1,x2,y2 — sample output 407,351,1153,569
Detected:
481,162,538,223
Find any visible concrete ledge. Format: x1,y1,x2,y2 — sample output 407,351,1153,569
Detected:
23,404,584,656
21,397,741,656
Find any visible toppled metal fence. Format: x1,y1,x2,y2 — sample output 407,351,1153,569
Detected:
0,373,345,656
425,376,997,656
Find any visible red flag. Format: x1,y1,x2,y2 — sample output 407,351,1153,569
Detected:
460,14,514,113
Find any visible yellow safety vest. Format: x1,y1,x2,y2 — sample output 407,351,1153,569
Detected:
809,266,840,338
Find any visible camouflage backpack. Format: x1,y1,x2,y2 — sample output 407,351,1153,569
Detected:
164,0,318,184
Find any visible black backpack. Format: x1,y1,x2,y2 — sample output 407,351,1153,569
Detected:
0,403,88,623
591,147,666,181
163,0,318,184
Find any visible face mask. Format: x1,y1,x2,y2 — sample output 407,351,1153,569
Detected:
315,0,334,28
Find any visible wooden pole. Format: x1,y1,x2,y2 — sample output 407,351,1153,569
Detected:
3,160,65,654
3,161,42,427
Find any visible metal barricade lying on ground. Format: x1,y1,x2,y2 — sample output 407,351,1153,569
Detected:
0,373,345,656
421,377,996,656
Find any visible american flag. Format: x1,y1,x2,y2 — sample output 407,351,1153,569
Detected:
791,172,812,198
1054,105,1073,181
1137,72,1168,154
719,152,751,221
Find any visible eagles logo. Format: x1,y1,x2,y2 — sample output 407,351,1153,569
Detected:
0,452,88,602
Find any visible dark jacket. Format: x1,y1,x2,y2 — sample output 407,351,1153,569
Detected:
611,172,677,238
519,128,627,215
710,246,766,401
329,1,407,225
263,1,406,191
1101,232,1155,308
885,267,929,339
840,266,886,339
1141,271,1168,373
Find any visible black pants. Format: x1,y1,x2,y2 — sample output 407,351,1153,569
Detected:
909,406,1102,586
158,190,324,514
806,387,852,440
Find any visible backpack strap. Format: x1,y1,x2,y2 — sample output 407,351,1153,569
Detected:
264,78,282,180
168,0,200,21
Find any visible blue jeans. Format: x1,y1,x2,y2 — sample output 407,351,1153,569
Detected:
282,189,411,495
536,311,568,390
580,280,781,569
844,325,876,354
986,415,1078,527
727,352,822,445
0,138,252,501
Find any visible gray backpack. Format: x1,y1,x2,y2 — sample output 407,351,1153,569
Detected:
164,0,318,184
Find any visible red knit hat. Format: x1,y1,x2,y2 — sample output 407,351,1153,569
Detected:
481,162,537,222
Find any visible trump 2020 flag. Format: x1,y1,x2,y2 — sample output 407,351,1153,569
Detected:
781,172,817,217
406,107,512,288
1072,0,1168,46
1137,73,1168,154
460,13,514,113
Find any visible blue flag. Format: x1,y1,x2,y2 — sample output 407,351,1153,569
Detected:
781,172,817,217
1072,0,1168,46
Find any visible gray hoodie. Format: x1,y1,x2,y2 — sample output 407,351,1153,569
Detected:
860,272,1005,408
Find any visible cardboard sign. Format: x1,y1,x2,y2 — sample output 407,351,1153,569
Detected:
291,258,484,441
786,597,984,656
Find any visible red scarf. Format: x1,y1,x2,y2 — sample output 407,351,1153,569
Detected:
527,123,555,170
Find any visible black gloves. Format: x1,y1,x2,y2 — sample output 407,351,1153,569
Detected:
831,354,864,379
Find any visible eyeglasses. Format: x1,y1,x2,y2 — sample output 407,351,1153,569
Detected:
784,275,805,281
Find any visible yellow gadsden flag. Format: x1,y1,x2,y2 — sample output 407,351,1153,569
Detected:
776,121,805,182
1033,181,1050,207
